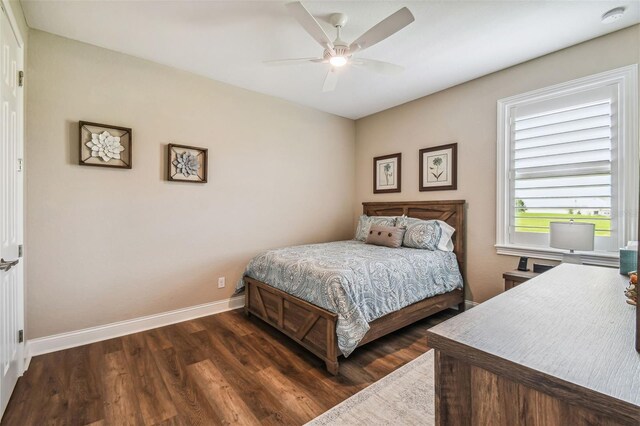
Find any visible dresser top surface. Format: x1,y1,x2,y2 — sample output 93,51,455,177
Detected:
428,264,640,407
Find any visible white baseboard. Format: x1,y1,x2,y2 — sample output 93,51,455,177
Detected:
26,295,245,362
25,294,472,367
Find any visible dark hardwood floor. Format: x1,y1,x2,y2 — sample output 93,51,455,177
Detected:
2,308,456,426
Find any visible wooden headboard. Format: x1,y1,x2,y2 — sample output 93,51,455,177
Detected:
363,200,466,273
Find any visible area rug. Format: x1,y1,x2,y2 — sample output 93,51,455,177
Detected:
306,350,435,425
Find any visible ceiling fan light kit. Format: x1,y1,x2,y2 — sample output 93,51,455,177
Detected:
267,2,415,92
329,56,347,67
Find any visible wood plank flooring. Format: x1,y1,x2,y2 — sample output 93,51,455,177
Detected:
1,308,456,426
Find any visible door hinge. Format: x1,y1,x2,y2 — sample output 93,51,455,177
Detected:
18,245,23,258
17,158,23,172
18,330,23,344
18,71,24,87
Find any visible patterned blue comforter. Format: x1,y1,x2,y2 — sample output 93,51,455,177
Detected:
238,240,463,356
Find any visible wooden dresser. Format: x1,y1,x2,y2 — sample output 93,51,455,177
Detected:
426,264,640,425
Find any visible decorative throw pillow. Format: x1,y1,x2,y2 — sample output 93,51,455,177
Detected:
355,215,397,241
401,218,442,250
396,216,456,251
366,225,406,248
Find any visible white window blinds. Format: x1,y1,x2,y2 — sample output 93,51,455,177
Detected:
508,85,617,251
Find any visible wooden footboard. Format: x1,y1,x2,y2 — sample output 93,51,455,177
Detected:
244,276,340,374
244,275,463,375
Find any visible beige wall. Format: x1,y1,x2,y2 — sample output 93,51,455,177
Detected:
26,24,640,337
354,25,640,303
26,30,355,338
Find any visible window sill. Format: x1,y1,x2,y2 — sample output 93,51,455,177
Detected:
495,244,620,268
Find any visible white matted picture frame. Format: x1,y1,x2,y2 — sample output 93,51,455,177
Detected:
373,153,401,193
419,143,457,191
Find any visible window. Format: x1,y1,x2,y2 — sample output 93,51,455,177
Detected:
496,66,638,266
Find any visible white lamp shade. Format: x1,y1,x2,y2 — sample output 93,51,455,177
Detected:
549,222,595,251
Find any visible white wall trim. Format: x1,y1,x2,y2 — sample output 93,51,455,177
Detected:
26,296,245,362
495,244,619,267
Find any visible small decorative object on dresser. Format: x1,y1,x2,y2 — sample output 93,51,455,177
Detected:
373,153,401,193
419,143,457,191
79,121,132,169
167,144,208,183
503,270,540,291
625,272,637,306
619,241,638,274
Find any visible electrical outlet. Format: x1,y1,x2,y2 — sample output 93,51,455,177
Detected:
218,277,226,288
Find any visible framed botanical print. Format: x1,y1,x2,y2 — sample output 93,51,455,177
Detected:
373,153,401,193
419,143,457,191
168,144,208,183
79,121,132,169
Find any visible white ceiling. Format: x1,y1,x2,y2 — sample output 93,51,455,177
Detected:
21,1,640,119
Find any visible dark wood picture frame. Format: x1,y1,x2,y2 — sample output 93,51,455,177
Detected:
167,144,208,183
373,153,402,194
79,121,132,169
419,143,457,191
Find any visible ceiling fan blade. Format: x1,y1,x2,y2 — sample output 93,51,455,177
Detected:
349,7,414,53
264,57,324,66
351,58,404,75
323,68,339,92
286,2,335,54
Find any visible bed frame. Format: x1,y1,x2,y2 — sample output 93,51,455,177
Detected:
244,200,466,375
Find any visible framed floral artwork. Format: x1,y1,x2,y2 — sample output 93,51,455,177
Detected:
373,153,401,193
79,121,132,169
419,143,457,191
168,144,208,183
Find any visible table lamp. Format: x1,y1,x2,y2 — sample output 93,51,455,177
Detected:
549,221,595,264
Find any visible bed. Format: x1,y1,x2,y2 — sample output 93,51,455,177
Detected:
241,200,466,374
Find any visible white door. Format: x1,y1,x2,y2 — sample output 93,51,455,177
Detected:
0,3,23,420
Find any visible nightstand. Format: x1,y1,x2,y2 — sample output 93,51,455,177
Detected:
503,270,540,291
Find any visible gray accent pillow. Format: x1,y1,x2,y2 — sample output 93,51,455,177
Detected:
366,225,406,248
400,217,442,250
355,215,397,241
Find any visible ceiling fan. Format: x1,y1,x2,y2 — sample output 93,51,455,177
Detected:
266,2,415,92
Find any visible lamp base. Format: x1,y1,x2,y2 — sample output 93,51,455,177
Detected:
562,253,583,264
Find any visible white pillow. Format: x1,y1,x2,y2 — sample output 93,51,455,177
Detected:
436,220,455,252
